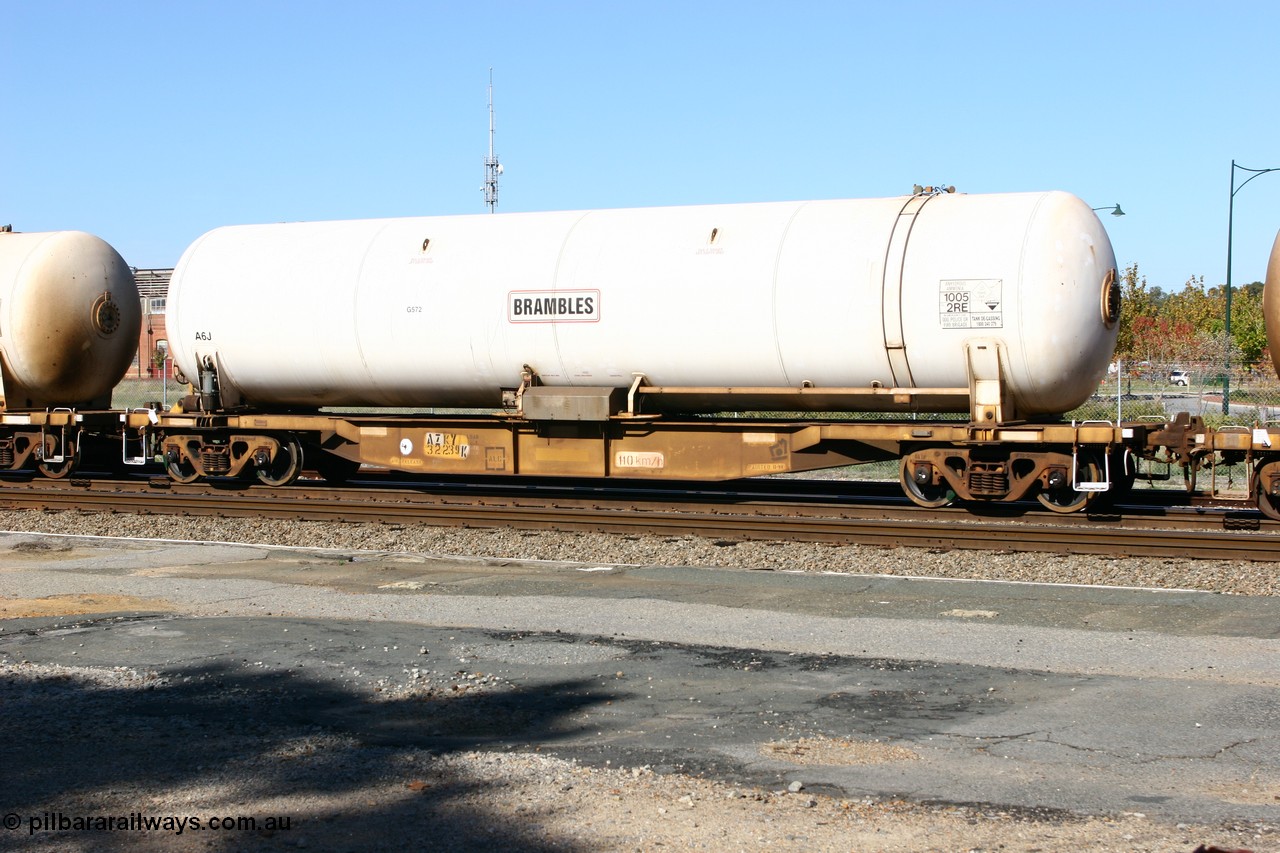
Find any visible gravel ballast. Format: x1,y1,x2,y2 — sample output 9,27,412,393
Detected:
0,509,1275,597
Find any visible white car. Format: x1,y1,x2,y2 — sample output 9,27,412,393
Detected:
1169,370,1190,386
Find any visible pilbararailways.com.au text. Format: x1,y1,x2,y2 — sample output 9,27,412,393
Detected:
5,811,293,836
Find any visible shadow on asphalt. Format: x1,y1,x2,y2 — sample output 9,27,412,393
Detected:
0,661,616,852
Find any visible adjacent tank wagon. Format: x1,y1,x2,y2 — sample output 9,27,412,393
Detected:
0,229,140,476
0,229,139,409
1254,230,1280,516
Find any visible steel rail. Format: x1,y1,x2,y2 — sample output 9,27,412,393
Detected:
0,477,1277,563
2,472,1268,533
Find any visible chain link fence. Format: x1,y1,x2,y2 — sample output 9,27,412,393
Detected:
1068,359,1280,495
1069,359,1280,428
112,360,186,410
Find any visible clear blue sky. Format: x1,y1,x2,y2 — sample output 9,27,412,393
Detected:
4,1,1278,292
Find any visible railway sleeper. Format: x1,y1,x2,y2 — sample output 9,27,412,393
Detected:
901,446,1105,513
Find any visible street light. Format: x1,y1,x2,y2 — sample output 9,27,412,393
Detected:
1089,205,1126,417
1224,160,1280,414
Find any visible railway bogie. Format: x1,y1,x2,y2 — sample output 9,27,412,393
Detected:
899,444,1104,513
0,428,74,477
160,431,305,486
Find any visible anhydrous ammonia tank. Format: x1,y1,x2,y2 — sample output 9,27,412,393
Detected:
1265,230,1280,380
167,191,1118,416
0,230,140,409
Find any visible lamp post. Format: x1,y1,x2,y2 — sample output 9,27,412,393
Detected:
1224,161,1280,414
1091,205,1126,419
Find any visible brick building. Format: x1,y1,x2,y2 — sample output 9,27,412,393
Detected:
132,268,171,377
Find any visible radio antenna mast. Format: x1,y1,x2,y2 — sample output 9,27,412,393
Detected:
483,68,502,213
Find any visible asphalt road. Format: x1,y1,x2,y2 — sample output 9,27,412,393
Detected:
1,532,1277,833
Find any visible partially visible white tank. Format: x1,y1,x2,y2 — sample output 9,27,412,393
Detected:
167,191,1118,416
1265,230,1280,381
0,230,141,409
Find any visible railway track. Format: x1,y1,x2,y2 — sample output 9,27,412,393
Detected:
0,474,1277,563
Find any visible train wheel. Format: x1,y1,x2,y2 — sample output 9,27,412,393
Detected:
165,453,200,484
899,457,956,508
1254,461,1280,521
37,437,78,479
1258,489,1280,521
258,436,303,487
1036,453,1101,514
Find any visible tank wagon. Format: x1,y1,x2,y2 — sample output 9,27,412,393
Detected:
1253,230,1280,518
0,228,140,475
144,189,1147,511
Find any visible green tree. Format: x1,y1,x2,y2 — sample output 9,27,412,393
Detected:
1114,264,1157,360
1229,281,1268,365
1163,276,1219,340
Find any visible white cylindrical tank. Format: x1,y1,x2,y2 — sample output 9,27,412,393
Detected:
167,191,1118,416
0,230,141,409
1265,230,1280,381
